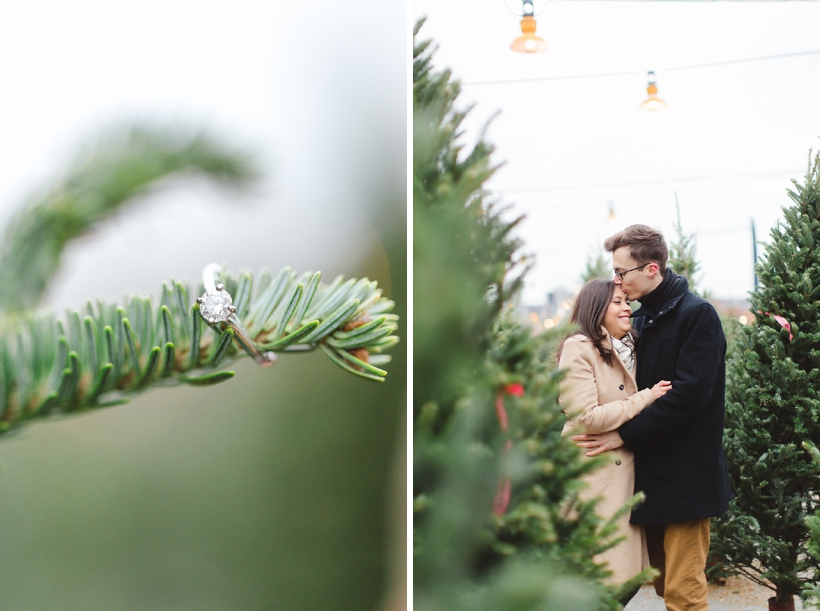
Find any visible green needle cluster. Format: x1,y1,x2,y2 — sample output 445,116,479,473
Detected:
0,267,399,436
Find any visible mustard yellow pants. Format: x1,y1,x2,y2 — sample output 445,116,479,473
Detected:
645,518,710,611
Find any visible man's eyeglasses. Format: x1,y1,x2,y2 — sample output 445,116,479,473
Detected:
614,263,649,280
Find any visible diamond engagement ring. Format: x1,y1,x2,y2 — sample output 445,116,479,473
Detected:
196,263,277,368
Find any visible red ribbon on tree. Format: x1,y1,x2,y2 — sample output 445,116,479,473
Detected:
492,383,524,516
760,311,793,341
504,383,525,397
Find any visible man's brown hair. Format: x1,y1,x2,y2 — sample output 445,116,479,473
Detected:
604,224,668,274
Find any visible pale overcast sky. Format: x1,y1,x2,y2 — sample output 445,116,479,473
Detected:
413,0,820,303
0,1,406,310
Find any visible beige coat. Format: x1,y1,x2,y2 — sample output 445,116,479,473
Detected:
558,332,655,585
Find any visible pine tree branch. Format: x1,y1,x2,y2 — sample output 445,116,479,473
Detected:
0,124,257,313
733,565,772,591
0,267,398,437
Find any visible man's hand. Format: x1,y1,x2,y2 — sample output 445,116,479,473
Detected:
572,430,624,457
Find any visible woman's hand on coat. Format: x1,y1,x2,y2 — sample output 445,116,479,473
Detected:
651,380,672,400
572,430,624,456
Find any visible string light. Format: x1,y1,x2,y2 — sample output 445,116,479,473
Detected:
640,70,667,111
510,1,547,54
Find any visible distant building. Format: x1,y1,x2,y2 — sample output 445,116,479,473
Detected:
519,287,576,332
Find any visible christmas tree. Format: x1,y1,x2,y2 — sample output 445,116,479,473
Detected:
413,20,646,611
709,151,820,606
667,199,707,297
582,247,610,283
803,441,820,606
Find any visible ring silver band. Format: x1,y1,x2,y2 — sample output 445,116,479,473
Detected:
196,264,277,368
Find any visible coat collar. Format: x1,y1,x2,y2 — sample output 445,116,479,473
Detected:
632,273,690,320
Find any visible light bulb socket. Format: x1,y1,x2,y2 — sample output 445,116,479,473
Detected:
641,71,666,110
511,16,547,53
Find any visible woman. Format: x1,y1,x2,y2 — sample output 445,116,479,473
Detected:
558,278,671,595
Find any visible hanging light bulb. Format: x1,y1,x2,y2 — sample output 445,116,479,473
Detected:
510,0,547,53
640,71,667,111
608,202,616,221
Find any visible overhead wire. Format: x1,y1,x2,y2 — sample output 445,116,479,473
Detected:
489,169,803,195
462,49,820,86
454,14,800,298
456,25,810,273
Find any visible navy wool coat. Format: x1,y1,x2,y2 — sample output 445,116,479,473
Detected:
619,274,733,525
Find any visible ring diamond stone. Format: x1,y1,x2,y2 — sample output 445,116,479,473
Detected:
198,287,234,324
195,265,277,368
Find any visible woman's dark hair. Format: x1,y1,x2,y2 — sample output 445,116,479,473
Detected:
557,278,634,365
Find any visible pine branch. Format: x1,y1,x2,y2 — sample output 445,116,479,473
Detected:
0,267,398,437
0,124,257,313
733,565,772,591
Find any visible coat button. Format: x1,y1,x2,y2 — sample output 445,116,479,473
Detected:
619,384,624,390
648,319,654,323
615,459,622,465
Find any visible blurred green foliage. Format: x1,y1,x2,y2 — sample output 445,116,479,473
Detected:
581,248,610,283
0,352,402,610
0,126,257,314
414,20,637,611
0,120,406,610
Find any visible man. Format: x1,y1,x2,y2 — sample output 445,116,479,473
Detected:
574,224,732,611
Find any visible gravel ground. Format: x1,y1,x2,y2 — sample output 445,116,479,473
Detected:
623,576,810,610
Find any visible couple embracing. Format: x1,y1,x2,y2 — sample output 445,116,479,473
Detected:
558,224,733,611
